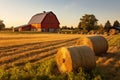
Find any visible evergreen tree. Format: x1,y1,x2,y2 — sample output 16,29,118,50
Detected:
104,20,112,32
113,20,120,27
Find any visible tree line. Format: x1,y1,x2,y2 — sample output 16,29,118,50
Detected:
104,20,120,32
61,14,120,34
1,14,120,34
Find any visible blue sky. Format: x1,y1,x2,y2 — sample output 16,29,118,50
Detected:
0,0,120,27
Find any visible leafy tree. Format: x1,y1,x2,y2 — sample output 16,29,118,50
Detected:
97,24,104,34
78,22,82,30
61,26,68,29
70,26,74,30
0,20,5,30
104,20,112,32
78,14,98,31
98,24,104,30
113,20,120,27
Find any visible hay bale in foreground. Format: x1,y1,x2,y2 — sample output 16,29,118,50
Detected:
56,46,96,73
76,36,108,55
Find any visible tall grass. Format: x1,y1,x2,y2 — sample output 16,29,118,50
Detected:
0,59,102,80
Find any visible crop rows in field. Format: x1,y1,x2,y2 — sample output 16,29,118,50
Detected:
0,38,78,69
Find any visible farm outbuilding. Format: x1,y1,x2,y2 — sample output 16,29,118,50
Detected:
109,26,120,34
15,11,60,32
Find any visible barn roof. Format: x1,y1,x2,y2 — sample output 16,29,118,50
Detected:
28,11,57,24
15,24,30,29
14,24,33,31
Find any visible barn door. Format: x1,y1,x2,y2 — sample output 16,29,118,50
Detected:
49,28,54,32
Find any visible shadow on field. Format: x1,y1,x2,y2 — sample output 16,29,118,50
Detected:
96,47,120,80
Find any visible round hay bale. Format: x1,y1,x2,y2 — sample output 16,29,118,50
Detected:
109,29,116,35
56,46,96,73
76,36,108,55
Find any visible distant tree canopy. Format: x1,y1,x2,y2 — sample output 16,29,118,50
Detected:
61,26,75,30
78,14,98,31
113,20,120,27
97,24,104,33
104,20,112,32
61,26,68,29
0,20,5,30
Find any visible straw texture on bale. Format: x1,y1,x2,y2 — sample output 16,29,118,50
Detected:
76,36,108,55
56,46,96,73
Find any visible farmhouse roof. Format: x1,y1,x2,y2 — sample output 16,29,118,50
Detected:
110,26,120,31
28,11,54,24
114,26,120,30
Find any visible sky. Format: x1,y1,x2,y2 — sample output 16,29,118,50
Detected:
0,0,120,28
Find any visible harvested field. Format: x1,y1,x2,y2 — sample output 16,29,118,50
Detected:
0,33,120,80
0,33,81,47
96,34,120,80
0,33,81,69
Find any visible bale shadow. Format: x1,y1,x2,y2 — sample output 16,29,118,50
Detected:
96,48,120,80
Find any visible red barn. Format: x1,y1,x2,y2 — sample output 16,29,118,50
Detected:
15,11,60,32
